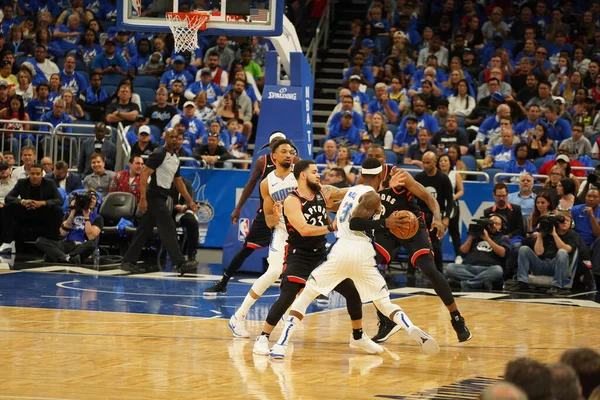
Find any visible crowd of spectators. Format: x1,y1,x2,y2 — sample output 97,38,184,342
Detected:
481,348,600,400
310,0,600,294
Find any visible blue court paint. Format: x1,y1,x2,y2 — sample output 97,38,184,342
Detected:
0,272,409,320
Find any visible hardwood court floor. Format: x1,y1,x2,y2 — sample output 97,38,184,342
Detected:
1,294,598,400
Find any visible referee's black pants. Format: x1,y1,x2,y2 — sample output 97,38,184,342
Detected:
124,195,185,266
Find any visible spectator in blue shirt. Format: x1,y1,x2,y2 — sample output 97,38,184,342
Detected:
77,28,103,68
200,119,231,149
53,14,84,53
342,52,375,87
314,139,337,167
545,103,572,144
59,56,87,98
348,75,369,114
352,134,375,165
39,99,73,154
164,101,205,150
327,95,365,134
396,98,440,138
532,46,552,80
503,143,539,179
366,83,400,128
0,4,17,37
160,55,194,90
393,114,419,155
26,82,53,122
483,129,517,170
571,187,600,247
507,173,537,216
185,68,223,104
358,39,377,68
91,38,128,77
515,104,544,140
115,30,137,61
325,110,361,149
476,103,511,154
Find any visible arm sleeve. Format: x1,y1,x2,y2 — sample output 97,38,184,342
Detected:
349,217,387,231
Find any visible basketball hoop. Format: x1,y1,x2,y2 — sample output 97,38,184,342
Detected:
166,12,211,53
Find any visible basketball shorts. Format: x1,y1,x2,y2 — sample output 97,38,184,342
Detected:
307,238,389,303
281,245,328,286
244,213,273,249
266,227,289,275
375,219,433,267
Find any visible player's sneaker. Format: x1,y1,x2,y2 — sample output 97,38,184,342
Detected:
270,343,287,360
451,315,472,342
372,320,402,343
315,294,329,304
228,315,250,338
253,335,270,356
408,326,440,355
204,281,227,295
349,333,384,354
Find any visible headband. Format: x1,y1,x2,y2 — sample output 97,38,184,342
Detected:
362,166,382,175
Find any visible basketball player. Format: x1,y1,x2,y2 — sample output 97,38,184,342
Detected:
204,131,287,293
270,158,440,360
253,160,384,356
356,144,397,189
229,139,298,337
371,150,472,343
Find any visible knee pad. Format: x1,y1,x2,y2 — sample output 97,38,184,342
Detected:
414,254,438,279
373,297,400,318
266,282,300,326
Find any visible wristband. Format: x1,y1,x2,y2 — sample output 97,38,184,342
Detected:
61,224,72,231
327,224,334,232
235,207,241,212
84,219,90,222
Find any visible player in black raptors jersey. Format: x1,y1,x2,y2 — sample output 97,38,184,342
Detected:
204,132,288,294
356,144,398,189
252,160,375,356
372,164,472,343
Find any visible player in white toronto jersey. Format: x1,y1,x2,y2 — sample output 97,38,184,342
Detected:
229,139,298,338
270,158,440,360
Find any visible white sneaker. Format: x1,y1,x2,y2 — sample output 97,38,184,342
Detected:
228,314,250,338
270,343,287,360
349,333,384,354
0,241,14,254
253,335,270,356
455,255,463,264
408,326,440,355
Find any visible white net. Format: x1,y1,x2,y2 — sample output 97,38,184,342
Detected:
166,12,210,53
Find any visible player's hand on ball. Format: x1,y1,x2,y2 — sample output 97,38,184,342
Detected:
389,170,407,188
432,219,445,239
385,212,409,230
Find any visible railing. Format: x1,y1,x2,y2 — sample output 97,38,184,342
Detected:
494,173,549,183
140,155,252,170
115,122,131,172
53,123,114,171
0,120,56,163
305,0,334,78
316,164,492,182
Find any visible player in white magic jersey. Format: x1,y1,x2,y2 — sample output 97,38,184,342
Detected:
229,139,298,338
270,157,440,360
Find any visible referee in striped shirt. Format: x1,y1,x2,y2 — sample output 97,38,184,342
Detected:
121,129,199,274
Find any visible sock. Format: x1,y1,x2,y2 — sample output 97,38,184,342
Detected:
235,294,257,320
276,316,298,346
450,310,461,322
391,310,414,330
221,273,231,286
261,332,270,339
352,328,363,340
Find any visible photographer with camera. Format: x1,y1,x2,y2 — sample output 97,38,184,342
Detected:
446,215,510,291
509,211,579,295
35,190,103,265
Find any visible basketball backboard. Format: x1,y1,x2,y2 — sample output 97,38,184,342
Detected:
117,0,284,36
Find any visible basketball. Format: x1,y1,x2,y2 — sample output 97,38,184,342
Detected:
389,210,419,239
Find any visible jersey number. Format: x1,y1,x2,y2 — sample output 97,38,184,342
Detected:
338,201,354,223
308,215,325,226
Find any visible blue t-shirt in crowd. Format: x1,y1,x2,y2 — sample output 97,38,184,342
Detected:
571,204,600,246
